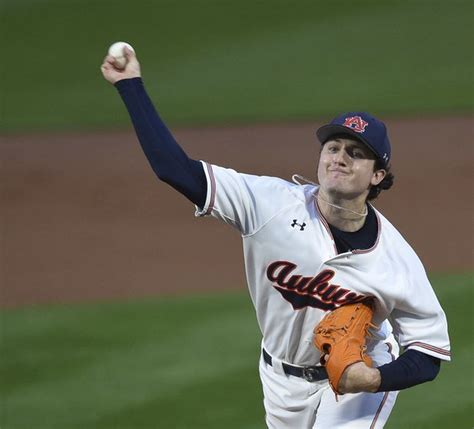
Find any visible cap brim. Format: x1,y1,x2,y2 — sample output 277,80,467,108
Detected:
316,124,378,159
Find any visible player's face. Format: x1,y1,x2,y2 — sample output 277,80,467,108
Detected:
317,138,386,200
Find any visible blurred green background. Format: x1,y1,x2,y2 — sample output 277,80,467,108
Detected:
1,0,473,428
1,0,473,132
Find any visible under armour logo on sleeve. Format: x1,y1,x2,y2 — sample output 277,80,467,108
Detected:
291,219,306,231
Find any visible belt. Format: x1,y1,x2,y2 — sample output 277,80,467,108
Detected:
262,348,328,382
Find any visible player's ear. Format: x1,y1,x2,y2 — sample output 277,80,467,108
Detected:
371,168,386,186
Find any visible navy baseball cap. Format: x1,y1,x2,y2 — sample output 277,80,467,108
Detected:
316,112,391,166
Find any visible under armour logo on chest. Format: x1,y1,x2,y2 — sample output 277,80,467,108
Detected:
291,219,306,231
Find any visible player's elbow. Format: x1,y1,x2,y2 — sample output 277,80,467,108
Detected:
420,357,441,385
154,168,170,183
426,360,441,382
149,161,176,184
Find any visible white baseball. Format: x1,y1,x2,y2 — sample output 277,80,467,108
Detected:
107,41,135,69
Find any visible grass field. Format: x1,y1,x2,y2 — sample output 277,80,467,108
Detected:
1,273,472,429
1,0,473,132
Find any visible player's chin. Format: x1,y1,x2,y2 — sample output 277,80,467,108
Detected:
323,183,362,200
322,178,351,194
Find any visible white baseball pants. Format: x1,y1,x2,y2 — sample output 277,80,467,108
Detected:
259,340,399,428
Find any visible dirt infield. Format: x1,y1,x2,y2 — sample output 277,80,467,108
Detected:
1,116,472,307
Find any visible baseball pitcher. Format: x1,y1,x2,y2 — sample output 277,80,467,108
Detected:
101,47,451,428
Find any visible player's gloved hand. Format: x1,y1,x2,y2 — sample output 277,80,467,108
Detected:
101,47,141,85
313,299,377,395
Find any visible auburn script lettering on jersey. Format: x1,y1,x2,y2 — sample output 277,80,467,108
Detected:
266,261,366,311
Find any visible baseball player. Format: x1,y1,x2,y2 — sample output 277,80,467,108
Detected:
101,48,451,428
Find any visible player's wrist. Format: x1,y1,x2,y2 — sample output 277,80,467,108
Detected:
367,367,381,393
338,363,381,394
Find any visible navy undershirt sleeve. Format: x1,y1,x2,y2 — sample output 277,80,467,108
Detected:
377,349,440,392
114,77,207,208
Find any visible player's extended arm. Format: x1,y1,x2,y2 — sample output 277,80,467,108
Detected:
100,48,207,208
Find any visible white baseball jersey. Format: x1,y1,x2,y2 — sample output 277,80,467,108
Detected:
195,162,451,367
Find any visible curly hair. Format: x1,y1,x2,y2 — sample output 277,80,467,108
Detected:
367,159,394,201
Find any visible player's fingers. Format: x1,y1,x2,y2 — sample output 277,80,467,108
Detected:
101,61,112,71
123,46,135,59
100,62,118,76
104,55,118,66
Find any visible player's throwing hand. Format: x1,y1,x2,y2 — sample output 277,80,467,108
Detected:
101,46,141,85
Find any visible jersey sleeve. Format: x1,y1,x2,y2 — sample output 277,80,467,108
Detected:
389,254,451,362
195,162,297,236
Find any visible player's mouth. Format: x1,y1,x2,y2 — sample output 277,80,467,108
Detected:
328,168,350,176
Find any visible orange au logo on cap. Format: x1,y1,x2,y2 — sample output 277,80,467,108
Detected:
343,116,369,133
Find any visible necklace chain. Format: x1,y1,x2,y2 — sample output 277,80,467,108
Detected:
316,194,368,217
291,174,368,218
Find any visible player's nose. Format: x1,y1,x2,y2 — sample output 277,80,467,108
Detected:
332,149,348,165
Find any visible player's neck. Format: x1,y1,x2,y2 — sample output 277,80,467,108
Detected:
316,190,368,232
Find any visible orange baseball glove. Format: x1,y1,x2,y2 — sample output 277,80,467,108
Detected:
313,299,376,394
